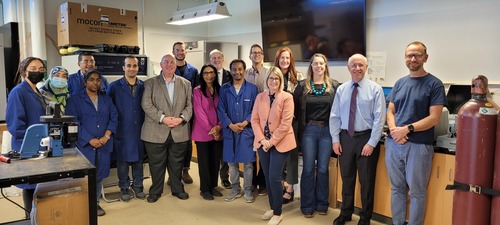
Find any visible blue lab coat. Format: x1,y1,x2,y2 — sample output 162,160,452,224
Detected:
6,81,46,189
68,70,109,96
217,81,258,163
66,90,118,179
107,77,145,162
6,81,46,151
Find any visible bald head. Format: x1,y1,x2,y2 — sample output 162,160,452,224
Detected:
348,53,367,65
347,54,368,83
161,54,176,77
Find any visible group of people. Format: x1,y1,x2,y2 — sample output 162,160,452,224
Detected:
6,40,447,225
6,53,142,218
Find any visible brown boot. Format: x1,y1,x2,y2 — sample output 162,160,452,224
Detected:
182,169,193,184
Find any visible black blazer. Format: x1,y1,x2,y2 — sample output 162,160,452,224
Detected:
221,69,233,84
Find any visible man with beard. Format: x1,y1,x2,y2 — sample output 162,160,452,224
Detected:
108,56,146,202
173,42,199,184
385,41,446,225
218,59,258,203
68,52,108,96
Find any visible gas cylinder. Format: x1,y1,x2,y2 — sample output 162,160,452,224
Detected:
491,102,500,225
453,75,497,225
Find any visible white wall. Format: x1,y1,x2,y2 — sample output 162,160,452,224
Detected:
366,0,500,85
40,0,500,86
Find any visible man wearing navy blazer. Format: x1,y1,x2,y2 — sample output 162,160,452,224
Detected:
173,41,199,184
141,54,193,202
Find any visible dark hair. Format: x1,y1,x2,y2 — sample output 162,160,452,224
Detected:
84,69,101,83
198,64,221,98
15,57,44,83
249,44,263,55
229,59,246,70
78,52,93,62
123,55,138,65
172,42,184,50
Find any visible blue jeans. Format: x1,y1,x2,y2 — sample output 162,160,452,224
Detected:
258,146,289,216
385,138,433,225
228,162,254,195
300,123,331,214
116,160,144,190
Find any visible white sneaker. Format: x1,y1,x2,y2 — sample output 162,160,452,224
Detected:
268,215,282,225
262,210,273,220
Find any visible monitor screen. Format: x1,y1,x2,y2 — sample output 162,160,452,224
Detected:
446,85,471,114
382,86,392,109
259,0,366,62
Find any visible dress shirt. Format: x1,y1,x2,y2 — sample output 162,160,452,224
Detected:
159,75,176,123
162,74,176,104
329,77,386,147
217,69,223,86
245,66,268,93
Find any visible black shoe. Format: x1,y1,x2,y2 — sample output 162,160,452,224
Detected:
147,194,160,203
211,189,223,197
182,169,193,184
173,192,189,200
333,215,352,225
200,192,214,200
257,186,267,196
222,180,232,189
282,190,294,204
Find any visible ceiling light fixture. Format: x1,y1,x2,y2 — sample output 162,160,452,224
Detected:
166,1,231,26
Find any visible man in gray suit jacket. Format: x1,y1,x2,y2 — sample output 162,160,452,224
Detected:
141,54,193,202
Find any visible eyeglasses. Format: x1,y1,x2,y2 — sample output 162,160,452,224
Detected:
251,52,263,55
203,71,215,75
87,78,101,83
405,54,425,60
268,77,280,81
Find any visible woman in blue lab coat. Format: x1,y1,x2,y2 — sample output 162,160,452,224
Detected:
66,69,118,216
5,57,46,218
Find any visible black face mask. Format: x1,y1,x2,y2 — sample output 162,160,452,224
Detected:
27,71,46,84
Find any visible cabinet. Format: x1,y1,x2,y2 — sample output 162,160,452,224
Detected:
424,153,455,225
335,145,455,224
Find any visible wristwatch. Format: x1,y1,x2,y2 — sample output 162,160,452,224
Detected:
180,114,187,124
407,124,414,133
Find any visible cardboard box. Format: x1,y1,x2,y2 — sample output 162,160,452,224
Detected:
33,177,89,225
57,2,138,47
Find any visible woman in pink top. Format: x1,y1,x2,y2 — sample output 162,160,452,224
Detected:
192,64,223,200
251,66,297,225
192,64,222,200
